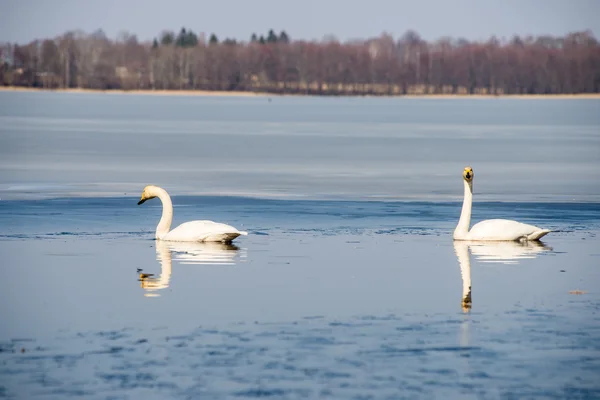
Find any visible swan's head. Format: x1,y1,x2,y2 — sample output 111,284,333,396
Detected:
462,167,474,183
138,185,157,205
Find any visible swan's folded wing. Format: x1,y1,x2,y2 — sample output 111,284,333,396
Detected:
165,220,246,242
468,219,549,241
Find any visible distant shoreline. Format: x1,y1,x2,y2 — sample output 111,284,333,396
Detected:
1,86,599,99
0,86,265,97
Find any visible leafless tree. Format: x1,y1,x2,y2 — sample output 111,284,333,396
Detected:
2,29,599,95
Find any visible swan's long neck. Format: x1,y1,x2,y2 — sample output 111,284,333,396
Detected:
454,180,473,239
153,187,173,239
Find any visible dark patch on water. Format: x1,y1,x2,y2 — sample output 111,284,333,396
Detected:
0,231,151,241
234,387,311,398
95,330,131,341
375,227,439,236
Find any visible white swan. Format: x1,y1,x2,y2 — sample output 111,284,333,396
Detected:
453,167,550,242
137,185,248,243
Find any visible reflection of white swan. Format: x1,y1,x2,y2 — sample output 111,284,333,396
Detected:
137,185,248,243
453,240,552,309
139,241,173,296
140,240,246,297
453,167,550,241
163,240,246,266
453,241,472,312
468,240,552,264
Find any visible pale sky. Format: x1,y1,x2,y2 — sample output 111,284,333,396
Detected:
1,0,599,44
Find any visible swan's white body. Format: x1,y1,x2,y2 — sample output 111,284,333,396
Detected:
453,167,550,242
138,185,247,243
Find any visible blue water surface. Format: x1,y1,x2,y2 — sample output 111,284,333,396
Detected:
1,196,599,399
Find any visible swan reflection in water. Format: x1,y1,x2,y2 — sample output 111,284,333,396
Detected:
453,240,552,312
139,240,246,297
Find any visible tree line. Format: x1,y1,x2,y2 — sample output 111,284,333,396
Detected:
1,28,599,95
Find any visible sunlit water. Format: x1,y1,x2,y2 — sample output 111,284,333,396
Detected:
1,92,599,399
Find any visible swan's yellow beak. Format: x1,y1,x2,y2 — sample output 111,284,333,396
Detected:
463,167,474,182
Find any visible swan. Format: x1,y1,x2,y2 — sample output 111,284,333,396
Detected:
137,185,248,243
453,167,551,242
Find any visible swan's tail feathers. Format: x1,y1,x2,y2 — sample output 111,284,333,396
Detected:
202,231,246,243
527,229,551,241
214,231,247,244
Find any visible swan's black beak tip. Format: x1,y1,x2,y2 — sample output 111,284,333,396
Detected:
465,173,471,179
137,199,146,205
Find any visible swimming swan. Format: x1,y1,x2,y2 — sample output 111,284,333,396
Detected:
137,185,248,243
453,167,550,242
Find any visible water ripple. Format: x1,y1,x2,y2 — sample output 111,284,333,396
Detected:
1,309,598,399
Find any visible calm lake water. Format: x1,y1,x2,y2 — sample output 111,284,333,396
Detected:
0,92,599,399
